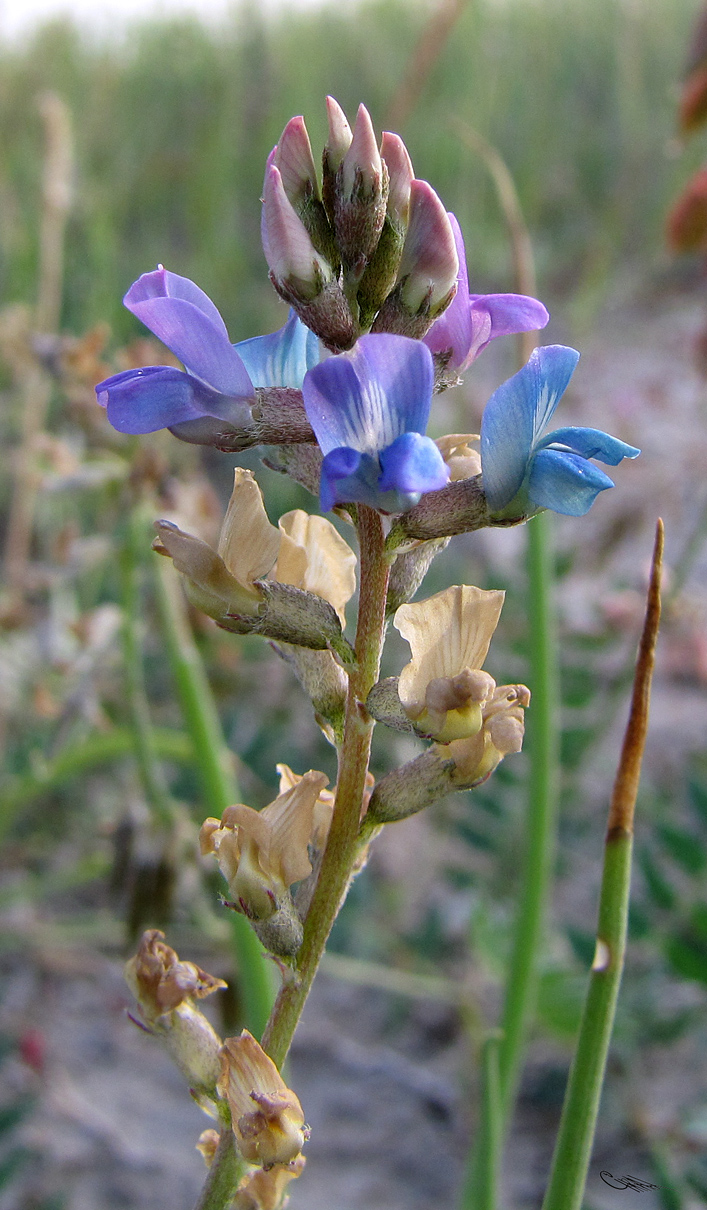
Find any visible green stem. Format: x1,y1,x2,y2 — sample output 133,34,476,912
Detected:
0,728,192,842
498,510,560,1118
460,512,559,1209
153,555,275,1039
119,511,177,828
541,832,631,1210
193,1130,248,1210
471,1036,502,1210
542,520,662,1210
261,505,390,1069
153,557,241,814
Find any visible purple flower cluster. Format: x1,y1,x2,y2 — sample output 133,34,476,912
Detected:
96,103,638,518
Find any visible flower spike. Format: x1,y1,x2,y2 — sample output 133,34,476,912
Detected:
302,333,449,513
480,345,640,518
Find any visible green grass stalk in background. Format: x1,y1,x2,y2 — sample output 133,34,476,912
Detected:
542,520,663,1210
153,553,276,1039
459,128,560,1205
498,509,560,1118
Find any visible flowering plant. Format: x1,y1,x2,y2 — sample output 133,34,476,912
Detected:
99,99,645,1210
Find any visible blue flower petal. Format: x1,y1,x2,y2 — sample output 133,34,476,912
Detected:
302,334,434,457
481,345,580,511
528,448,615,516
378,432,450,494
320,447,371,511
537,426,640,466
126,268,231,337
96,366,251,434
235,310,321,389
124,270,254,398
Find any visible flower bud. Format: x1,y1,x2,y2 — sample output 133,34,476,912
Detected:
273,117,339,269
218,1031,308,1169
262,166,356,351
262,164,333,304
273,117,318,210
333,104,389,270
125,930,226,1097
196,1128,221,1167
355,130,414,324
322,95,353,219
373,180,458,339
380,132,414,229
385,537,450,617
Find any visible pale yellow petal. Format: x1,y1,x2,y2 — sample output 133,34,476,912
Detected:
218,468,281,587
275,510,356,625
260,769,329,887
435,433,481,481
218,1030,293,1109
155,521,262,618
276,763,335,851
395,585,505,711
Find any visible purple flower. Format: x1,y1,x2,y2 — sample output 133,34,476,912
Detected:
96,268,320,437
424,214,549,373
480,345,640,517
302,334,449,513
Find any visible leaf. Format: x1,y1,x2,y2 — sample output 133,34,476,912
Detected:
688,776,707,830
566,926,596,968
638,846,676,911
658,824,707,876
664,931,707,987
536,969,586,1039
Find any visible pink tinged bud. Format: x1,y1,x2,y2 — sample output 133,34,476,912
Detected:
341,104,383,201
274,115,319,207
324,96,353,172
381,131,414,227
397,180,459,315
262,165,332,302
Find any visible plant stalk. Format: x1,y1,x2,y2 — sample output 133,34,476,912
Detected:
542,520,663,1210
261,505,390,1068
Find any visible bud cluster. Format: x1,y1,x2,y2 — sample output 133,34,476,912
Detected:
261,98,458,351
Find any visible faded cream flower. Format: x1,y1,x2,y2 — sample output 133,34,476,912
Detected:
200,770,329,922
154,467,356,628
125,929,227,1022
124,930,226,1097
435,433,481,481
445,681,531,786
154,468,280,619
218,1031,308,1169
233,1157,306,1209
394,585,505,742
275,510,356,626
276,762,335,850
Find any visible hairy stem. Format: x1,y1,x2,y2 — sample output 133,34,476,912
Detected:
261,505,390,1068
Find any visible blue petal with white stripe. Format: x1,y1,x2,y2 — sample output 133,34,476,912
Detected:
302,334,449,513
235,309,321,388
